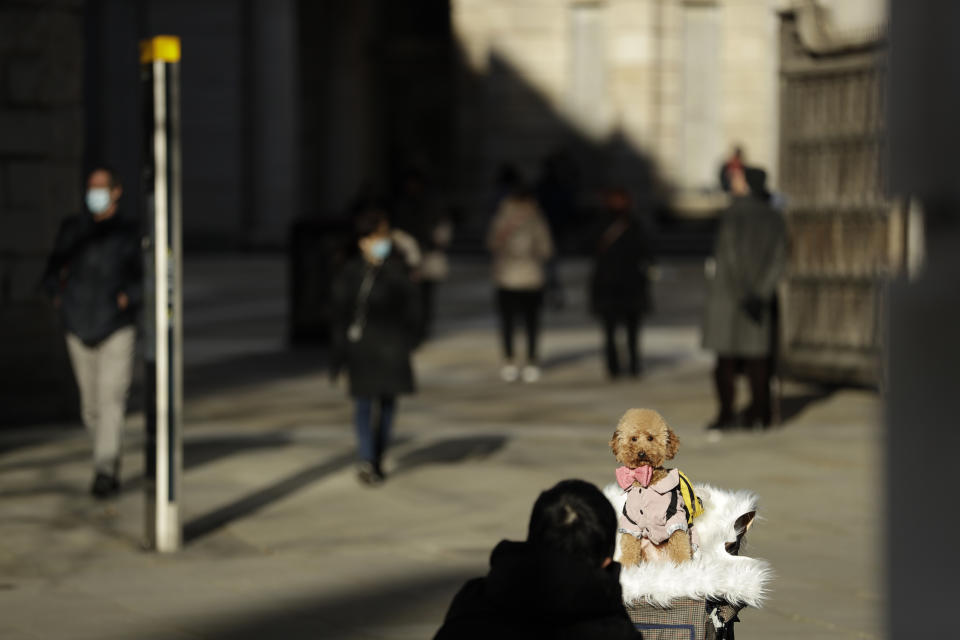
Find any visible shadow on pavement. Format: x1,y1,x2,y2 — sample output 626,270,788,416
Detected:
183,348,328,399
777,385,838,425
539,346,685,378
183,449,356,543
122,432,301,499
192,571,469,640
0,426,81,457
392,435,507,476
0,432,298,498
124,347,328,414
540,346,597,370
0,482,88,499
182,432,295,470
183,437,411,544
0,447,88,474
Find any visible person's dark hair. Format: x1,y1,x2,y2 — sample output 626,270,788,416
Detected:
527,479,617,566
744,166,771,202
603,185,631,206
604,185,629,198
506,175,536,200
496,163,521,190
400,166,426,189
89,165,122,189
353,207,389,240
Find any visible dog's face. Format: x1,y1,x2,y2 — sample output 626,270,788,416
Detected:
609,408,679,469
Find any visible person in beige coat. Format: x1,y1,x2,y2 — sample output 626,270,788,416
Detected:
487,184,554,383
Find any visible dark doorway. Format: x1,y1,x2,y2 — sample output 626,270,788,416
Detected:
298,0,455,219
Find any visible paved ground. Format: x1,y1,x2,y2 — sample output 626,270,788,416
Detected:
0,255,882,639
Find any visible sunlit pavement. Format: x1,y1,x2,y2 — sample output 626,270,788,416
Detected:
0,256,881,639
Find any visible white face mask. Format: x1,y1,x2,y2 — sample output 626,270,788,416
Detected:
369,238,392,260
86,188,112,215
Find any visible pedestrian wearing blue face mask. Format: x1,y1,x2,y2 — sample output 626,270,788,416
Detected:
40,166,142,499
331,208,421,485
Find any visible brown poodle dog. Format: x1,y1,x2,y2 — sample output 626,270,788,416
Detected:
610,408,695,567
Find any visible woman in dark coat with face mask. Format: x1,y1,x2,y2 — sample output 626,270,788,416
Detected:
331,208,420,485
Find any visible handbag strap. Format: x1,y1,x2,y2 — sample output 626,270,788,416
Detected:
598,218,630,253
351,263,380,332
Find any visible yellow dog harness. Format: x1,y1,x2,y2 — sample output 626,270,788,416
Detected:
677,469,703,526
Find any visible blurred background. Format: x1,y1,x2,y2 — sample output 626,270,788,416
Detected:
0,0,899,423
4,1,956,639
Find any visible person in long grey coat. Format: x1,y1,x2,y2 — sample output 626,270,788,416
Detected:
331,208,420,485
702,166,787,429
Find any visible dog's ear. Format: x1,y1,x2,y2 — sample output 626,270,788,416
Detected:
734,510,756,534
725,511,757,556
665,428,680,460
609,430,621,457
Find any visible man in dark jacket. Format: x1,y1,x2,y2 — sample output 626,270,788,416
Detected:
434,479,642,639
42,166,142,498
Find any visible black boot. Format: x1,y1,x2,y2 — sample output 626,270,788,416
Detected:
356,461,385,486
90,472,120,499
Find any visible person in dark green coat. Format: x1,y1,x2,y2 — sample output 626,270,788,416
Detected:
702,167,787,429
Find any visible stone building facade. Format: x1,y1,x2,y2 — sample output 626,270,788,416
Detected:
0,0,85,422
1,0,302,423
0,0,888,422
450,0,785,218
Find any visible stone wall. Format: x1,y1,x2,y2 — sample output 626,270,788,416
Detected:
450,0,782,218
0,0,86,424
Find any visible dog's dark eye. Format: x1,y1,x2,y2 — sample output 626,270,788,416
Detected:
631,436,638,442
647,435,653,441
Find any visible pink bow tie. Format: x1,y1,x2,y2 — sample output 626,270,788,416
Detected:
616,465,653,489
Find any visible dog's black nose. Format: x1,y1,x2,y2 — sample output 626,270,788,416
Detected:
637,451,646,459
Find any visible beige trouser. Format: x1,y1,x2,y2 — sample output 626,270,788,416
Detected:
65,326,136,475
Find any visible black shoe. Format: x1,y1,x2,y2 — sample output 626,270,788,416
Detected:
90,472,120,499
743,407,773,430
356,462,385,487
706,415,738,431
746,415,774,430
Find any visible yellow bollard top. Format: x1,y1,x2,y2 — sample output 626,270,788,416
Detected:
140,36,181,63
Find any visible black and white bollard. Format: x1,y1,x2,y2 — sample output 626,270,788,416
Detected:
140,35,183,552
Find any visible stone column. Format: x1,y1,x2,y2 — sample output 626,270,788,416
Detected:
0,1,85,424
248,0,300,246
299,0,382,218
886,1,960,635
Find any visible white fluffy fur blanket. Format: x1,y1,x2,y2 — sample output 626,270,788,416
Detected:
604,482,773,608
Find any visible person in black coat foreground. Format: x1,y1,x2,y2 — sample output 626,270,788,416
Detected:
331,208,420,486
434,479,642,639
590,187,655,379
